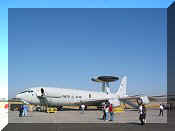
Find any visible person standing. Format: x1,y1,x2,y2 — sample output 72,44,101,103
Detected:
159,104,164,116
142,104,147,123
138,104,144,125
167,103,171,112
23,104,28,117
19,104,23,117
105,104,109,121
81,104,85,113
109,104,114,121
102,103,106,121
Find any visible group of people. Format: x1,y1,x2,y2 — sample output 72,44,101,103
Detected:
18,102,166,123
102,103,114,121
159,103,174,116
138,103,166,125
19,104,28,117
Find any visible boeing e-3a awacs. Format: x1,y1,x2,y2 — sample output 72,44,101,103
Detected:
16,76,150,110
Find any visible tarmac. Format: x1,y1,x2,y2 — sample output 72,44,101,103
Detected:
8,109,167,123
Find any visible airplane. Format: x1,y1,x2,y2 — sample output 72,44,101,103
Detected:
16,76,150,110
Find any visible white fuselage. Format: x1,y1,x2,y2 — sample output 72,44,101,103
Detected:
16,76,128,107
16,87,117,107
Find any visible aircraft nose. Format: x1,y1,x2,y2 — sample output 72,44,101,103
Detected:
16,94,22,99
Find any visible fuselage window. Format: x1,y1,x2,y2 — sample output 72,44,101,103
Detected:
28,90,34,93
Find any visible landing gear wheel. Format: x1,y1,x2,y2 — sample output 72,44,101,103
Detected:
57,106,63,111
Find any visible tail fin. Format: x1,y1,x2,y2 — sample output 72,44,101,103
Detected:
116,76,127,98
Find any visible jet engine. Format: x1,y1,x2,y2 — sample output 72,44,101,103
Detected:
137,96,150,105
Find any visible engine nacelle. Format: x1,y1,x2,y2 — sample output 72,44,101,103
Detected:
137,96,150,105
108,98,120,107
35,88,47,97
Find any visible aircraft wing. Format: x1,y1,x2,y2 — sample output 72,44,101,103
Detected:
119,95,150,109
120,95,166,102
148,96,167,102
119,97,139,108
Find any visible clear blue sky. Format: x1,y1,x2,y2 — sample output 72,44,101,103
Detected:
0,0,173,98
8,8,167,97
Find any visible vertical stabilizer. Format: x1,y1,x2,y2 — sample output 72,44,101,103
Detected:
116,76,127,98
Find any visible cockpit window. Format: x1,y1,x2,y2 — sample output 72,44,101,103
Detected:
18,90,34,94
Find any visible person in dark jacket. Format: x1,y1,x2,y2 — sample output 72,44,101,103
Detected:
159,104,164,116
102,103,106,121
139,104,144,125
19,104,24,117
142,104,147,123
